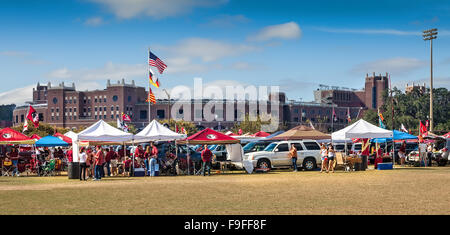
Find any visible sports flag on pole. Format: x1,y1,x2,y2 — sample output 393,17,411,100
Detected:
122,113,131,122
146,88,156,104
181,127,187,135
149,68,160,88
26,105,39,128
419,121,427,137
149,50,167,74
400,123,408,133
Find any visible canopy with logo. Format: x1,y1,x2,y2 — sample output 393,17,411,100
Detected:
252,131,270,137
29,134,42,140
35,136,70,147
134,120,186,142
178,128,240,145
270,125,330,140
0,128,35,145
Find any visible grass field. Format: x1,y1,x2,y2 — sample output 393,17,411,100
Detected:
0,166,449,215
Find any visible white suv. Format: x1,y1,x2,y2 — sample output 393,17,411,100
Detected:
244,140,322,171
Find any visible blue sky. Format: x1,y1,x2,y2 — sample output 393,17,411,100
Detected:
1,0,449,105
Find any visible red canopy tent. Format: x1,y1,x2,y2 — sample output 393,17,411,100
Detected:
178,128,240,144
53,133,72,145
29,134,41,140
252,131,270,137
0,128,35,144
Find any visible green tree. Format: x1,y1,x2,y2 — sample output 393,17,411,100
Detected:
12,121,69,137
232,114,273,134
159,119,198,136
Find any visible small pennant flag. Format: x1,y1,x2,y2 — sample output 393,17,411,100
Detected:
149,68,160,88
332,107,337,122
181,127,187,135
146,88,156,104
122,113,131,122
400,123,408,133
22,120,28,133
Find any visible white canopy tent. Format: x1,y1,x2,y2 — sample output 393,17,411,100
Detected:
332,119,393,140
64,131,78,140
133,120,186,143
72,120,134,162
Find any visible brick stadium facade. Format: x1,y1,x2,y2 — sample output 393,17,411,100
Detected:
13,74,388,133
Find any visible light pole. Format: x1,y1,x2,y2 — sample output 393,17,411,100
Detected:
163,89,170,123
423,28,438,132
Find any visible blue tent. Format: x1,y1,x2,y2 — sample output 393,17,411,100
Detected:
371,130,417,143
35,135,70,147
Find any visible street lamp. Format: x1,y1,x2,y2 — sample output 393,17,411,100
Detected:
423,28,438,132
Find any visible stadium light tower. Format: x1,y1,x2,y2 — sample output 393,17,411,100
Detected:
423,28,437,132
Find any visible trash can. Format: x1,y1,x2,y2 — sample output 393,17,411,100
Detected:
354,162,361,171
361,155,368,171
68,162,80,179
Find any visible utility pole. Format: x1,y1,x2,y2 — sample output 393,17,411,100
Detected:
423,28,438,132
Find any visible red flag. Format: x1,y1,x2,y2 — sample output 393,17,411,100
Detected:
122,112,131,122
175,124,179,133
26,105,39,128
419,121,428,136
238,129,243,135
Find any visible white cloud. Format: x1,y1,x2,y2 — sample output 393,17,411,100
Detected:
205,14,249,28
0,85,34,106
159,38,257,62
84,17,104,26
351,57,427,75
248,22,302,42
314,27,422,36
0,51,31,57
46,62,146,81
89,0,228,19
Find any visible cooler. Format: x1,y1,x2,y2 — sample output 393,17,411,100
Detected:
377,162,393,170
133,168,145,177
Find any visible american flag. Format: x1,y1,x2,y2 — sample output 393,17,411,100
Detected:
147,88,156,104
148,50,167,74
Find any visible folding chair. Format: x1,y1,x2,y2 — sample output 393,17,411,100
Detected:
335,152,351,172
2,165,13,177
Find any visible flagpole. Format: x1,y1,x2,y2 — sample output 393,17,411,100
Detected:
148,47,151,124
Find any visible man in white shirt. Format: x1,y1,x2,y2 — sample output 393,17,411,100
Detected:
418,143,427,167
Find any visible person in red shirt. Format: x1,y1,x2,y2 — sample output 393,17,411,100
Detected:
94,146,104,181
134,145,144,168
66,147,73,163
105,148,116,177
7,147,20,176
201,144,213,176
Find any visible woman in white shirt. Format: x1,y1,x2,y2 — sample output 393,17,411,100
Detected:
79,147,87,181
320,144,328,173
327,145,336,173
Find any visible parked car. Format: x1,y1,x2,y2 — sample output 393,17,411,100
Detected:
244,140,322,171
332,142,352,152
